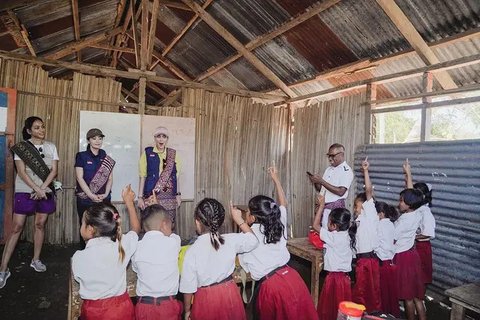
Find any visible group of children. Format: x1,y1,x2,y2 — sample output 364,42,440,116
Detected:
72,167,318,320
312,159,435,320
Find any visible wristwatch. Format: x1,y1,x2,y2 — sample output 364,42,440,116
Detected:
176,192,181,196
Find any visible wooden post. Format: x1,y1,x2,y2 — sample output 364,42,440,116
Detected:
421,72,433,142
365,83,376,144
138,77,146,115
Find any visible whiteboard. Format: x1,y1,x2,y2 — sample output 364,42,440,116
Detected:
79,111,141,202
142,115,195,200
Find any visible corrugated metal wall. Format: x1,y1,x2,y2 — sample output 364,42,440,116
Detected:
354,140,480,291
291,93,367,237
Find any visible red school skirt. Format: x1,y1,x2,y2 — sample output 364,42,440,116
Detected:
379,260,400,318
191,279,246,320
135,296,183,320
416,240,433,284
393,248,424,300
317,272,352,320
81,291,134,320
352,257,381,312
256,265,317,320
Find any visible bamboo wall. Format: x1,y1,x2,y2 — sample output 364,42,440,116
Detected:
0,59,121,244
290,94,366,237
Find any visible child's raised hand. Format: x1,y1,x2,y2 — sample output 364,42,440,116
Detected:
361,157,369,171
403,158,411,174
316,193,325,207
267,165,279,181
121,184,136,203
230,201,244,226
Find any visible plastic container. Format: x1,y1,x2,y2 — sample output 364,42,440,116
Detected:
337,301,366,320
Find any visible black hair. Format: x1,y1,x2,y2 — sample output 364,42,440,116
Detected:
83,203,125,262
413,182,432,207
329,143,345,151
22,116,43,140
329,208,357,251
375,201,399,222
354,192,367,204
400,188,424,211
248,195,285,244
141,204,169,231
195,198,225,251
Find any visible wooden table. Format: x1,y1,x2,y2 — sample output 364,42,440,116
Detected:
287,237,324,307
445,283,480,320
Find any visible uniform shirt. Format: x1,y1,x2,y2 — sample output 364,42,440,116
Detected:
238,206,290,281
321,161,354,204
394,210,422,254
14,140,59,193
74,148,110,197
132,231,181,297
355,198,380,254
320,227,353,272
139,146,181,178
72,231,138,300
375,219,395,261
179,232,258,294
418,205,435,239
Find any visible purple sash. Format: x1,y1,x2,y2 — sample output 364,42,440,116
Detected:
76,155,115,199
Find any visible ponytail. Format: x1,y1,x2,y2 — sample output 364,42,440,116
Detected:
329,208,356,250
209,224,225,251
248,196,285,244
348,221,357,251
115,218,125,263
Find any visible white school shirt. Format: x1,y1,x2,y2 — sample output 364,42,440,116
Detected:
238,206,290,281
355,198,380,254
418,205,435,239
375,219,395,261
321,161,354,204
72,231,138,300
132,231,181,297
320,227,353,272
179,232,258,294
394,210,422,254
14,140,59,193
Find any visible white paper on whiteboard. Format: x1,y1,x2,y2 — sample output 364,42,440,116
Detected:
79,111,141,202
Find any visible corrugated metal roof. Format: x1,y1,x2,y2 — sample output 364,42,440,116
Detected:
225,57,275,91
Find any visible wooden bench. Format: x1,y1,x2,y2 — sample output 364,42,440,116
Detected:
287,237,324,307
445,283,480,320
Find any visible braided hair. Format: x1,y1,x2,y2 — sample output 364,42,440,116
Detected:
195,198,225,250
329,208,357,251
248,195,285,244
84,203,125,262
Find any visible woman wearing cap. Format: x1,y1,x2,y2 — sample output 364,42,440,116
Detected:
74,128,115,246
138,126,181,226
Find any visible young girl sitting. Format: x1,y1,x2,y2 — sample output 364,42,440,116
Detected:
238,166,317,320
352,159,381,313
72,185,141,320
179,198,258,320
314,201,357,320
374,201,399,317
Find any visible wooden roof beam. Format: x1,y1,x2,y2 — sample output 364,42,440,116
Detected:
6,10,36,56
183,0,297,98
0,0,30,11
44,27,123,60
111,0,130,67
376,0,457,90
89,43,135,53
146,0,160,67
140,0,149,70
71,0,81,62
162,1,192,11
195,0,340,81
162,0,213,56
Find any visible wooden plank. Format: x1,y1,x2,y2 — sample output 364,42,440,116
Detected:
71,0,81,62
44,27,123,60
146,0,160,67
183,0,297,98
140,0,149,70
138,77,146,114
6,10,36,56
0,0,30,11
111,0,130,67
420,72,433,142
376,0,457,90
0,50,288,101
89,43,135,54
131,0,140,68
365,83,376,144
195,0,341,81
162,0,192,11
162,0,213,56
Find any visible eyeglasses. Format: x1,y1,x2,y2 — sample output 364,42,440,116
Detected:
38,147,45,158
326,151,343,159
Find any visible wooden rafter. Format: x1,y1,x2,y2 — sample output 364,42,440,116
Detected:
111,0,130,67
162,0,213,57
183,0,296,97
44,27,122,60
195,0,340,81
146,0,160,67
376,0,457,90
131,0,141,68
5,10,36,56
71,0,81,62
0,0,30,11
140,0,149,70
89,43,135,54
162,1,192,11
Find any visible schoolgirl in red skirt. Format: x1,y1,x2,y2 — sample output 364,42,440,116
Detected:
72,186,141,320
179,198,258,320
351,159,381,313
314,195,357,320
238,166,317,320
374,201,400,317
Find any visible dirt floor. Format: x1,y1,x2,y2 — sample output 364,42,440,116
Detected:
0,241,465,320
